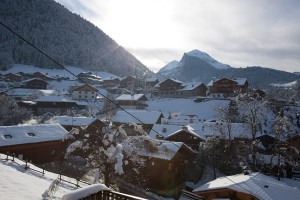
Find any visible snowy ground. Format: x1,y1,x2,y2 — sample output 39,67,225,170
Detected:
1,64,120,79
147,98,229,121
0,154,87,200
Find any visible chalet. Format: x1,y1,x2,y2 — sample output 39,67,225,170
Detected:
3,73,23,82
34,95,79,115
165,126,205,151
77,72,102,84
115,94,148,109
207,77,248,98
286,135,300,159
21,78,48,89
102,77,120,88
143,142,194,198
145,77,159,87
124,138,195,198
193,172,300,200
155,79,207,98
4,88,56,101
50,116,107,139
119,75,144,88
71,84,98,101
111,110,164,134
256,134,276,152
31,72,54,80
0,124,68,165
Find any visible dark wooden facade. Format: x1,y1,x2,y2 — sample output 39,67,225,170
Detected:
4,73,23,82
165,129,204,151
209,78,248,97
36,101,78,115
157,79,207,98
103,78,120,87
0,140,67,165
142,145,194,198
22,78,48,89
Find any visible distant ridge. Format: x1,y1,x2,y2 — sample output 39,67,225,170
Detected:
157,50,299,88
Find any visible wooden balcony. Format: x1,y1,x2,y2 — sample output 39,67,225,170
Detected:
80,190,147,200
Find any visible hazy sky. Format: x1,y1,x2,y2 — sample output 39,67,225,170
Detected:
56,0,300,73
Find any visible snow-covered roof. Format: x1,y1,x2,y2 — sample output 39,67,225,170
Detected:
22,78,47,83
177,82,205,91
193,172,300,200
0,155,78,199
0,124,68,147
62,184,111,200
112,110,163,125
50,116,97,126
149,124,194,139
5,88,57,96
34,95,77,103
207,78,247,87
115,94,147,101
166,128,205,140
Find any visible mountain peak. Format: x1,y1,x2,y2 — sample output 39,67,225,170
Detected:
157,60,179,73
186,49,230,69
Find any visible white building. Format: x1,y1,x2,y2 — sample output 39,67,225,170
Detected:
71,84,98,101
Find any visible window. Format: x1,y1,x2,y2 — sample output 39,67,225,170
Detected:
4,134,12,139
151,161,155,166
79,91,81,94
27,132,35,137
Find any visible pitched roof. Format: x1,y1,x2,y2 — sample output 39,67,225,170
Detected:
52,116,97,126
0,124,68,147
112,110,163,125
115,94,148,101
177,82,206,91
207,78,248,87
71,84,98,92
34,95,77,103
22,78,48,83
149,124,193,139
193,172,300,200
166,128,205,140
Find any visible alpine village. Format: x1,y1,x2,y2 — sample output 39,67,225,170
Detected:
0,0,300,200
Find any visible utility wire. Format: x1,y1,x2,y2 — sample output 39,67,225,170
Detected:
0,19,260,198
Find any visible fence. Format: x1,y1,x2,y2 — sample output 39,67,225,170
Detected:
80,190,147,200
0,153,89,188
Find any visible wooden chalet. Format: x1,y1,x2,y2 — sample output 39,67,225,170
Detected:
34,95,79,115
71,84,98,101
0,124,69,165
119,75,144,88
53,116,107,140
3,73,23,82
207,77,248,98
77,72,102,84
165,126,205,151
115,94,148,109
155,79,207,98
31,72,54,80
193,172,300,200
102,77,120,88
145,77,159,87
124,139,195,198
21,78,48,89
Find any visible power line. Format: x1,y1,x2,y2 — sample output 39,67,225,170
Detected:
0,19,260,198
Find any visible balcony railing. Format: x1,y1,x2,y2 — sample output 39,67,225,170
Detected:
80,190,147,200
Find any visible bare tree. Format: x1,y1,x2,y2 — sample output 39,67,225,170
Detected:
237,93,268,166
102,93,117,122
0,95,30,125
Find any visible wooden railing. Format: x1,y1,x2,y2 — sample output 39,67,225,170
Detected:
80,190,147,200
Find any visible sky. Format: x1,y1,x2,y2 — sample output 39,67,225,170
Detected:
55,0,300,73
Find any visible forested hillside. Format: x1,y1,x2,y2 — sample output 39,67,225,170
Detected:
0,0,152,77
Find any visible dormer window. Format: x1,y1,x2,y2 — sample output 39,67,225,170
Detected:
4,134,12,139
27,132,35,137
